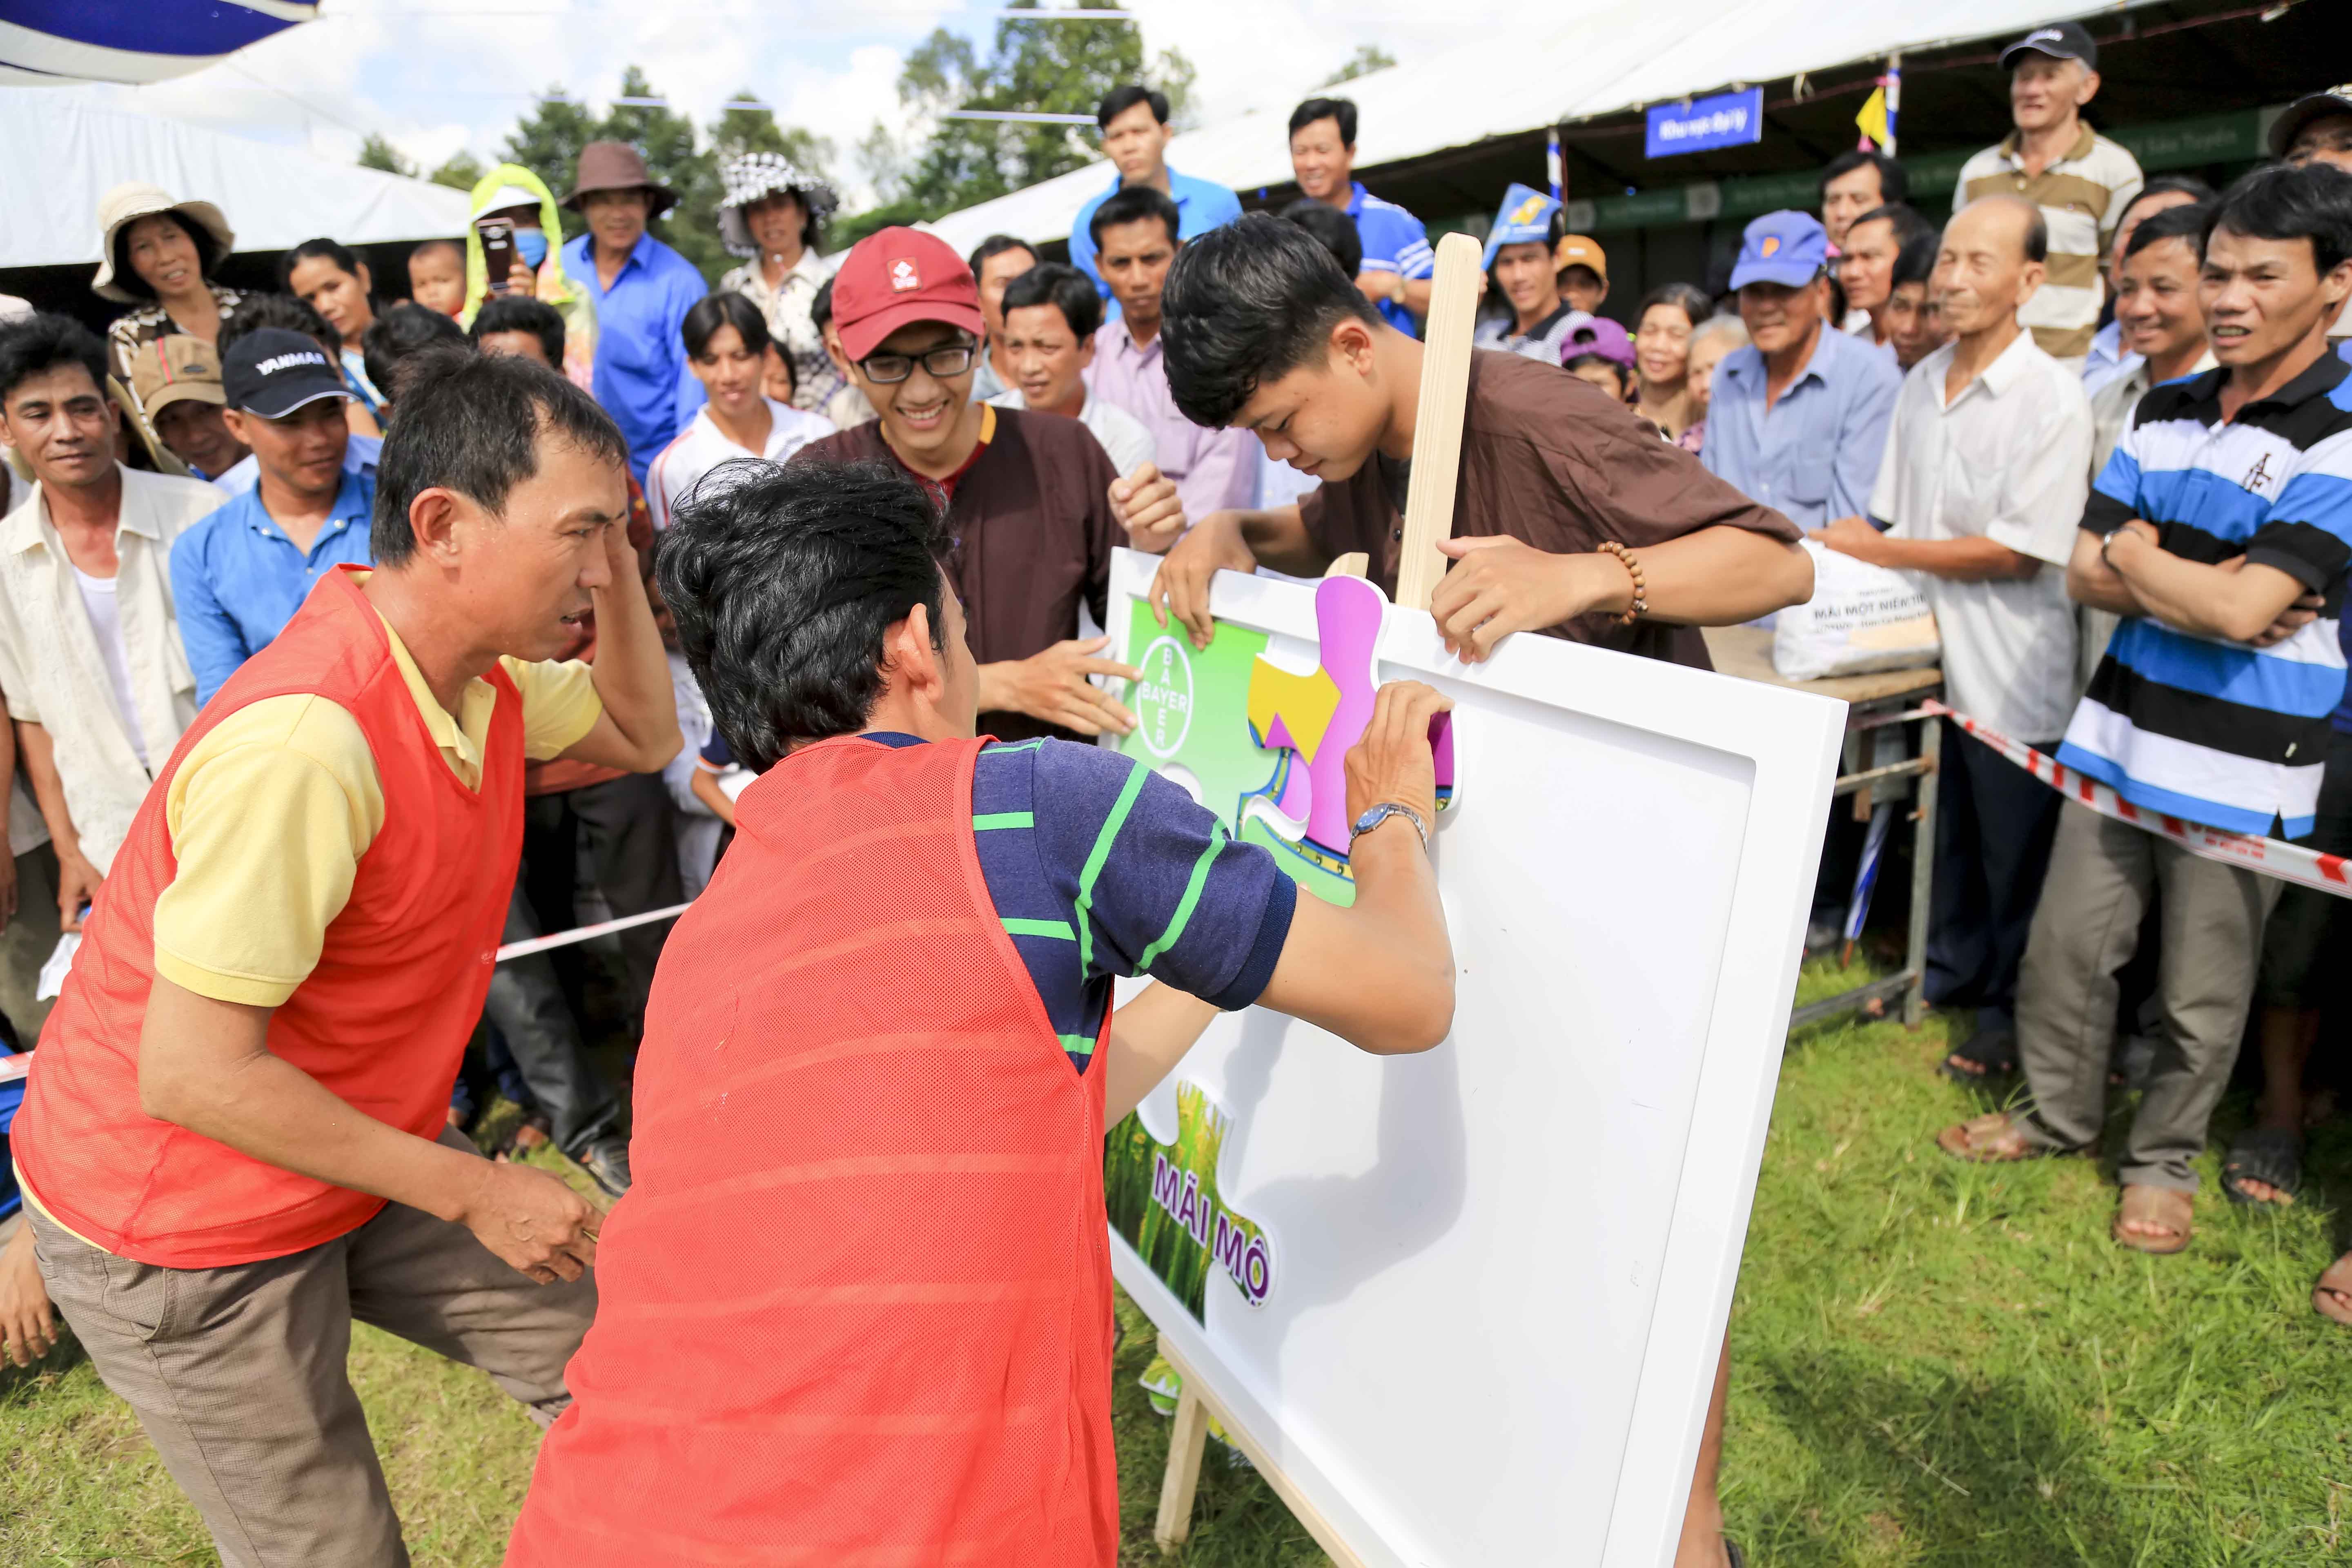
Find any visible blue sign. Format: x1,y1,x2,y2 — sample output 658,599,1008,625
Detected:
1646,87,1765,159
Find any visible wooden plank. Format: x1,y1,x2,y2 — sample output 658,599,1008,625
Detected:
1324,552,1369,579
1154,1335,1372,1568
1152,1376,1212,1551
1392,229,1483,612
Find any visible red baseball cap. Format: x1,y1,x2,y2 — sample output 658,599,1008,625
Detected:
830,227,986,361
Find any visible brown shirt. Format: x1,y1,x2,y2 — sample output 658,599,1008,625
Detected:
1300,350,1800,668
796,406,1121,740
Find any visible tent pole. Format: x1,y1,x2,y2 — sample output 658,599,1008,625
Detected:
1884,53,1902,156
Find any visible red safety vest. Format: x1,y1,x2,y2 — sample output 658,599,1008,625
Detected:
13,566,523,1267
506,733,1120,1568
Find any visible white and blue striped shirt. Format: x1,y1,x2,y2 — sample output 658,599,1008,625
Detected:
2059,352,2352,837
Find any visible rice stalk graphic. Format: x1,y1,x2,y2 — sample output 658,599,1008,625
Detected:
1104,1082,1272,1322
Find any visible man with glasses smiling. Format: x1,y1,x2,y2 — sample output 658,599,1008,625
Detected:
794,228,1186,741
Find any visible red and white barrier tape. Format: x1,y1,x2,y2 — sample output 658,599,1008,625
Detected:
494,901,693,962
1923,700,2352,900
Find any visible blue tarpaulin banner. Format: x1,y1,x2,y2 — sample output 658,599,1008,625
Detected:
1646,87,1765,159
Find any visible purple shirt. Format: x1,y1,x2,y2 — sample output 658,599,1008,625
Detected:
1090,318,1258,522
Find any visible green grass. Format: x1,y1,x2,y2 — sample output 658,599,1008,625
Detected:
8,975,2352,1565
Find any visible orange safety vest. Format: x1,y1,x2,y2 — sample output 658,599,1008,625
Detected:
506,733,1120,1567
13,566,523,1267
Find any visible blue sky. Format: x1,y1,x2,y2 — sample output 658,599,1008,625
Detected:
87,0,1465,208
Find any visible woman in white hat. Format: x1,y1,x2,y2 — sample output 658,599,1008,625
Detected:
714,153,843,416
93,182,243,418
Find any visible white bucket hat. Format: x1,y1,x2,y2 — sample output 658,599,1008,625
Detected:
91,182,235,303
717,153,839,258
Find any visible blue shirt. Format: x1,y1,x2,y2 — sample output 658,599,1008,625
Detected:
712,731,1296,1072
563,231,708,482
2063,354,2352,837
173,468,376,706
1699,324,1902,530
1345,183,1435,337
1068,165,1244,315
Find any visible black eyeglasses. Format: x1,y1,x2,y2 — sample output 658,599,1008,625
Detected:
857,343,976,384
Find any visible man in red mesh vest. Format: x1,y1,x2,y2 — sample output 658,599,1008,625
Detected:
505,458,1457,1566
9,347,682,1566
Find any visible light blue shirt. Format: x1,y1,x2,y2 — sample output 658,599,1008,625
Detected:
2081,318,2140,399
172,468,376,706
1699,323,1902,530
1068,164,1243,314
563,230,708,482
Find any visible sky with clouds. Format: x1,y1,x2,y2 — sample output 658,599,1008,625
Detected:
78,0,1537,209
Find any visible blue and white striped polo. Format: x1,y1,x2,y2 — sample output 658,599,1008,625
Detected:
2060,352,2352,837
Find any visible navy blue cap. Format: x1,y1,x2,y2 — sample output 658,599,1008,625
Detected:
222,328,349,419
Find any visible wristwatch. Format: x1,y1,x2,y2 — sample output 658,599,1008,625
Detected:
1350,801,1431,853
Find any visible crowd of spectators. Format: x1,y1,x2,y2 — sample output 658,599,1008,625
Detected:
2,28,2351,1526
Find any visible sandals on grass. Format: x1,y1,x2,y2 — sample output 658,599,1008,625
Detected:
1939,1029,2017,1085
2112,1185,2193,1255
1936,1111,2040,1163
2220,1127,2302,1207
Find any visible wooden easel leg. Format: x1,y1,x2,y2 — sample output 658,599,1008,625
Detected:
1154,1376,1211,1552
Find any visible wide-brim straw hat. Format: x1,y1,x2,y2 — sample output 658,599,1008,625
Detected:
717,152,840,258
91,183,235,303
561,140,677,219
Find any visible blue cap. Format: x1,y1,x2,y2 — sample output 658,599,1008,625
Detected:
1729,210,1828,291
1482,183,1560,270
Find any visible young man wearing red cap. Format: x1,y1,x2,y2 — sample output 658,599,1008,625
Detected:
794,226,1185,740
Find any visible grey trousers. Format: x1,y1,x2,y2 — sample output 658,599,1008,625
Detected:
0,841,60,1046
2014,804,2283,1190
28,1128,596,1568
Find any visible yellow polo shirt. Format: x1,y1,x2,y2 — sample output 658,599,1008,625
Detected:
148,600,602,1008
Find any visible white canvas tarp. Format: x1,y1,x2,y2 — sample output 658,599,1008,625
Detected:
0,90,469,271
924,0,2159,256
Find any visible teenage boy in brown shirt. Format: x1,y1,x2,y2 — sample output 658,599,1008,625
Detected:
1145,214,1812,665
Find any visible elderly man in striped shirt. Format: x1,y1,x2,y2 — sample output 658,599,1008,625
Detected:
1954,21,2144,369
1938,163,2352,1259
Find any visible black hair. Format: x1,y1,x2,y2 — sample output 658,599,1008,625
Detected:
765,338,797,398
656,458,953,765
361,302,468,411
1819,149,1907,206
0,313,109,410
1634,281,1713,334
1847,202,1934,248
372,346,628,566
1278,198,1363,276
1288,96,1358,147
684,292,772,360
1000,261,1103,341
1096,84,1170,129
1160,213,1382,429
1089,183,1182,250
811,274,835,331
280,236,369,292
2122,175,2217,233
2125,200,2212,262
1563,355,1629,398
470,294,566,367
1891,230,1938,290
408,238,464,269
221,291,339,356
107,210,225,302
2203,163,2352,275
967,234,1038,276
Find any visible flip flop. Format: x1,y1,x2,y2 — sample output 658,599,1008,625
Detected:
1940,1027,2017,1084
1936,1111,2041,1163
2221,1127,2302,1207
1726,1540,1746,1568
2314,1253,2352,1327
2112,1184,2192,1255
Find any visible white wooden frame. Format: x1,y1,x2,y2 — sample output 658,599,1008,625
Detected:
1105,549,1846,1567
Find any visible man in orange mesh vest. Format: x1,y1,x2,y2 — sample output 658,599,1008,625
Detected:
9,347,682,1566
504,458,1456,1566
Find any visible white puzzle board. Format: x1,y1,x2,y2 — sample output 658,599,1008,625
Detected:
1102,548,1846,1568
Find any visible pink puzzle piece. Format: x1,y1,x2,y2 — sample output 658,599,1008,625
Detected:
1246,576,1454,859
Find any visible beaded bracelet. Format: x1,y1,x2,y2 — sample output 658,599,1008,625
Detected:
1598,539,1647,626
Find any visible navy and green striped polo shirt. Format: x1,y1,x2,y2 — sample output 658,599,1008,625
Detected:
2064,352,2352,838
867,732,1294,1071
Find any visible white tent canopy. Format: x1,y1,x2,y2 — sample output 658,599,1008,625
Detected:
925,0,2156,257
0,90,470,272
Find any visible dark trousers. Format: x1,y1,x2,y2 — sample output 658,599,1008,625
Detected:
484,773,681,1153
1925,721,2063,1023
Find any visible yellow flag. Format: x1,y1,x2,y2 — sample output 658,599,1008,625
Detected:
1855,86,1889,149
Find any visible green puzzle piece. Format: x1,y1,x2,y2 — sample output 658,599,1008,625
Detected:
1103,1079,1275,1321
1119,599,1355,909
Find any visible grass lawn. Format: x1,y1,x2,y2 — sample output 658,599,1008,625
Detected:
7,963,2352,1564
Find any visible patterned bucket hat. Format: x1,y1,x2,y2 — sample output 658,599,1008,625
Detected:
717,152,841,257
